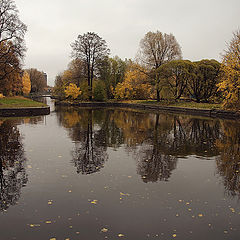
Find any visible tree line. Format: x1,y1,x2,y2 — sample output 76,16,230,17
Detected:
0,0,239,108
54,30,240,109
0,0,48,97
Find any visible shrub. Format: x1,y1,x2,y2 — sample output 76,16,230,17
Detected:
93,81,106,101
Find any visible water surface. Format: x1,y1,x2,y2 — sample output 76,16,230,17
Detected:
0,99,240,240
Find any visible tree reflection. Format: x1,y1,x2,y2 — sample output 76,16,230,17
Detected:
56,107,124,174
0,120,27,211
135,114,178,182
56,106,240,193
72,110,108,174
216,120,240,198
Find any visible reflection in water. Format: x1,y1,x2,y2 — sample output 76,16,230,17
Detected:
56,108,110,174
56,107,240,195
136,114,178,182
0,120,27,211
72,110,108,174
216,121,240,198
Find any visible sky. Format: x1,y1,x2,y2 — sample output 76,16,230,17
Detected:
16,0,240,86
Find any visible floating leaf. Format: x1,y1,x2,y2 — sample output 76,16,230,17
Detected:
173,234,177,238
45,221,52,224
101,228,108,233
118,233,125,237
29,224,40,227
120,192,130,196
90,200,98,205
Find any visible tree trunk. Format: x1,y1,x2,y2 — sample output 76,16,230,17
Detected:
156,89,160,102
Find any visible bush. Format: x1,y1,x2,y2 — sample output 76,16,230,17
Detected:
93,81,106,101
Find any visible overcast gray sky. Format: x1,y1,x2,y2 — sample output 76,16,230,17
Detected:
16,0,240,86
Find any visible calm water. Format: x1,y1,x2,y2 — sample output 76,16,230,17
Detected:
0,98,240,240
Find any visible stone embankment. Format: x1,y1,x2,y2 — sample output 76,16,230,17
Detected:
0,106,50,117
55,101,240,120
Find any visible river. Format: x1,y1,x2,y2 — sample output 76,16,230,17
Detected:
0,98,239,240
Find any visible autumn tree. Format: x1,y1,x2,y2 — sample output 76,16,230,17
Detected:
98,56,127,99
22,71,31,95
114,63,153,100
0,0,27,95
187,59,221,102
218,30,240,109
71,32,110,100
26,68,47,93
65,83,82,99
138,31,182,101
0,41,22,95
68,59,86,87
157,60,194,100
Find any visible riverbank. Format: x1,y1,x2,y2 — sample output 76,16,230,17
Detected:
0,96,50,117
55,100,240,119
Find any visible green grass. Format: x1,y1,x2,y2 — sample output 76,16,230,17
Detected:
0,96,47,108
120,99,222,110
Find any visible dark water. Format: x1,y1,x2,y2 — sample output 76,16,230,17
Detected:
0,99,240,240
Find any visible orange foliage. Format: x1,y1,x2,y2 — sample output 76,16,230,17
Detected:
114,64,153,100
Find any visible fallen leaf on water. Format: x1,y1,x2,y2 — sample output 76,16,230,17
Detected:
173,234,177,238
198,214,203,217
120,192,130,196
45,221,52,224
118,233,125,237
58,155,62,158
90,200,98,205
50,238,56,240
230,208,235,213
29,224,40,227
27,165,32,169
101,228,108,233
48,201,53,205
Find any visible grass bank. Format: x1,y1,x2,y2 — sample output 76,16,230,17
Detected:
119,100,222,110
0,96,47,109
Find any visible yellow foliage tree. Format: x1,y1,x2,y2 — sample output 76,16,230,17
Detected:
218,30,240,109
22,71,31,95
114,64,153,100
65,83,82,99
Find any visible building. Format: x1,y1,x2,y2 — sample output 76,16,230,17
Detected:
43,72,47,86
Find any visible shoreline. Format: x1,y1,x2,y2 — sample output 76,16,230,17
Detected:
0,106,50,117
55,101,240,120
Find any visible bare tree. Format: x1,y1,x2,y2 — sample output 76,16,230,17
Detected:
26,68,47,93
138,31,182,101
0,0,27,83
71,32,110,100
